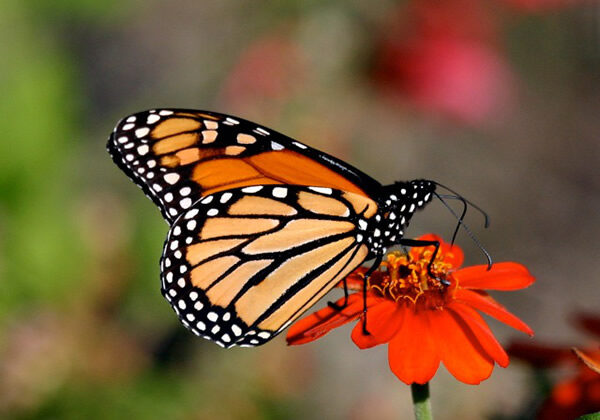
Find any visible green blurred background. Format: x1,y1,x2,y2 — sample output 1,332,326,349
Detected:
1,1,598,419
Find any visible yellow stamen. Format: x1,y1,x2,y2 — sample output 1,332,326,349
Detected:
367,250,456,308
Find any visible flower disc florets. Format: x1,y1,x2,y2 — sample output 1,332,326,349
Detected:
367,250,455,308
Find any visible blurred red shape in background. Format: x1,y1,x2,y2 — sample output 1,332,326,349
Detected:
508,314,600,419
220,33,305,113
373,0,517,126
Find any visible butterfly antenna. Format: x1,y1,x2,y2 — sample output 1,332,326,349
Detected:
433,181,490,228
437,193,467,246
433,191,493,270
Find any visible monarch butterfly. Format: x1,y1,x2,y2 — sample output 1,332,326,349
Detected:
108,109,444,348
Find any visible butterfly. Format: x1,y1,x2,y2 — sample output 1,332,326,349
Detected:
107,109,439,348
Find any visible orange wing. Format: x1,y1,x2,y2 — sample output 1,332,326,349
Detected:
160,184,375,347
108,109,382,223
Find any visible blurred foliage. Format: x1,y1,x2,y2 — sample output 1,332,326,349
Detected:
1,0,599,419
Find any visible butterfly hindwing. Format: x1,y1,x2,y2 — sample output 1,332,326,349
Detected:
159,184,377,347
107,109,381,223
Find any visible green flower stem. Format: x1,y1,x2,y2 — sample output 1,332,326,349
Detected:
411,382,433,420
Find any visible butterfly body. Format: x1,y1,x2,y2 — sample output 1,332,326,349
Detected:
108,109,435,348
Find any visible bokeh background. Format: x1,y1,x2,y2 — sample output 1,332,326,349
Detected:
1,0,599,419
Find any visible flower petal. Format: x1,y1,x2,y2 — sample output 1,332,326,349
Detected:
388,307,440,385
443,244,464,268
409,233,464,267
351,299,404,349
429,307,495,384
454,288,534,335
447,303,509,367
286,293,364,345
453,262,534,290
341,268,369,291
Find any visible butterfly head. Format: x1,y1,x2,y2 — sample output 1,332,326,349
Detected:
383,179,436,211
362,180,436,254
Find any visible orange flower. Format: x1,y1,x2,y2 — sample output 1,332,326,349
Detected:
508,314,600,419
287,234,535,385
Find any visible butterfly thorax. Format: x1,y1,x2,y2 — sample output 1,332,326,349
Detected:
359,180,436,255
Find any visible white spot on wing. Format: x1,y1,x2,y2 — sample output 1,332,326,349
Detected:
292,141,307,149
271,141,284,150
308,187,332,195
164,173,180,184
185,209,199,219
272,187,287,198
241,186,262,193
135,127,150,138
220,192,233,203
147,114,161,124
180,198,192,209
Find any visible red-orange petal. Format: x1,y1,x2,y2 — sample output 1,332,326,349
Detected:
343,268,369,291
447,303,509,367
409,234,464,268
454,288,534,335
351,299,404,349
286,293,364,345
443,244,464,268
388,306,440,385
429,307,495,384
453,262,534,290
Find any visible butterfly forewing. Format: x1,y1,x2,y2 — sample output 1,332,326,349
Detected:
108,109,381,223
160,185,374,347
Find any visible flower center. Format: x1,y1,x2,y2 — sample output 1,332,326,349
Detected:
367,250,456,308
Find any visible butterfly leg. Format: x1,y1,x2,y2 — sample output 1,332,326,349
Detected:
397,238,450,285
361,254,384,335
327,278,349,310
